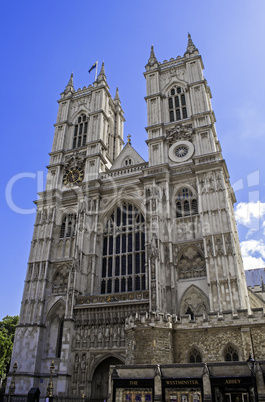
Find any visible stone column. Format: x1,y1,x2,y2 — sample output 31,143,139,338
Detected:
256,362,265,401
154,365,162,402
202,363,212,402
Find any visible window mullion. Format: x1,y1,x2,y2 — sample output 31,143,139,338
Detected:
113,225,116,292
101,204,146,295
132,222,136,291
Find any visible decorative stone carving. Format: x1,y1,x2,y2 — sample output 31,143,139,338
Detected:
73,354,79,382
52,265,69,293
206,174,215,192
215,236,224,256
180,285,209,316
225,234,233,255
81,353,86,382
63,150,85,170
79,200,86,214
166,123,193,144
164,244,170,264
216,172,225,191
162,188,167,203
149,235,159,261
177,246,206,279
27,264,33,280
33,263,40,281
206,238,213,257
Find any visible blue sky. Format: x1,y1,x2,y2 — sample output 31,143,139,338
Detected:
1,0,265,319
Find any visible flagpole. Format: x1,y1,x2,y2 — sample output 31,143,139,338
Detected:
95,60,98,81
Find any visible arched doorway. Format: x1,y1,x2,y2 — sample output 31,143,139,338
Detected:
91,356,123,399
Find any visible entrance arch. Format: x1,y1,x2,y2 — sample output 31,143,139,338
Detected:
91,356,123,399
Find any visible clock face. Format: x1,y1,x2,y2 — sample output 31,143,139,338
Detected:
63,167,84,187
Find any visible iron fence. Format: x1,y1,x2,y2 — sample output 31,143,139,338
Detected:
0,395,106,402
53,398,106,402
0,395,27,402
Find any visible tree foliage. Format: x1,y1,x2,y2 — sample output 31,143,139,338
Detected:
0,315,19,386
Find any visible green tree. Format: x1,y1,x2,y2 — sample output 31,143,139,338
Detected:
0,315,19,388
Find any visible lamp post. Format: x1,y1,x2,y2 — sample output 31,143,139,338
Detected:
246,355,258,402
8,361,18,395
46,361,55,400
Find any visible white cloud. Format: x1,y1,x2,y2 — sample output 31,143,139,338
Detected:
242,255,265,270
235,201,265,232
240,239,265,270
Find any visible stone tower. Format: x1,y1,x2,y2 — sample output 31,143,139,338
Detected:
9,36,259,401
143,35,250,316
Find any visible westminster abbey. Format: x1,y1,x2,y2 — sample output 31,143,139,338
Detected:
8,35,265,401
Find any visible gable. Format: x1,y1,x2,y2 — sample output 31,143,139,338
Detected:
110,142,146,170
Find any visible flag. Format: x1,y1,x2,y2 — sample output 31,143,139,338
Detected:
89,62,97,73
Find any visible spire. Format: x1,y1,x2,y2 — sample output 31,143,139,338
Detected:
64,72,74,94
114,87,120,102
97,61,107,82
147,45,158,67
67,72,73,87
99,61,106,76
185,33,198,55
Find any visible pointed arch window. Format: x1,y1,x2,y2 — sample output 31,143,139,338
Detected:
168,87,188,122
189,348,202,363
60,214,76,239
176,188,198,218
101,203,146,294
56,320,64,358
224,345,239,362
73,113,88,149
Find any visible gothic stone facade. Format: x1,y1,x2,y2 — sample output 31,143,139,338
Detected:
9,36,265,401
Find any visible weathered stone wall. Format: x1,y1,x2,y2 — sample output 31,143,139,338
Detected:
172,309,265,363
125,313,173,365
125,310,265,367
174,327,245,363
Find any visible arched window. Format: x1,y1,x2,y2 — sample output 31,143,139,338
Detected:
101,203,146,294
168,87,188,122
176,188,198,218
189,347,202,363
224,345,239,362
56,320,64,358
60,214,76,239
73,113,88,149
124,157,133,166
45,302,65,358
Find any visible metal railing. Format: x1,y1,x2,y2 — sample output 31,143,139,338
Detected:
53,397,106,402
0,395,27,402
0,394,106,402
